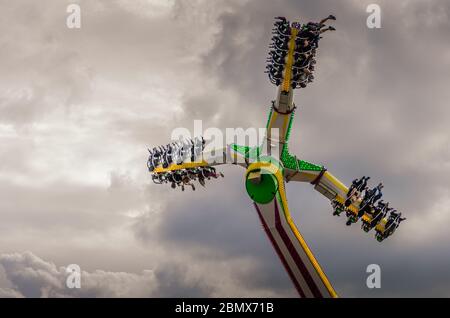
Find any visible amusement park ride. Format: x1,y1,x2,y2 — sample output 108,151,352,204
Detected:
147,16,406,298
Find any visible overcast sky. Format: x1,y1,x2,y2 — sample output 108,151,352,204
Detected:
0,0,449,297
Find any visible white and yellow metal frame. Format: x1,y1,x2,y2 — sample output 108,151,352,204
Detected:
149,22,359,298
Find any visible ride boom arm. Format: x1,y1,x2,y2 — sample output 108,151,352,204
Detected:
285,165,358,213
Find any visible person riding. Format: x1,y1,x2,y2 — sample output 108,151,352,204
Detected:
362,200,389,232
364,188,375,201
158,145,169,168
381,210,406,238
164,143,174,167
348,176,365,196
371,183,384,204
269,48,286,59
374,200,389,216
272,32,290,43
179,170,195,191
273,24,290,36
302,15,336,35
191,137,203,162
149,146,161,168
147,149,155,172
320,26,336,34
274,17,290,33
384,209,400,229
271,38,289,51
361,185,377,211
373,201,389,222
319,14,336,25
171,142,182,165
151,173,161,184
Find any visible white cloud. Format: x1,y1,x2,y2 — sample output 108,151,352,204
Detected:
0,251,158,297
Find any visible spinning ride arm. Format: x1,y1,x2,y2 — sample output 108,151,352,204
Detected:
151,146,232,174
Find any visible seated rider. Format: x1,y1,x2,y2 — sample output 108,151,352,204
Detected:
320,26,336,34
275,16,287,23
373,201,390,221
384,209,399,227
363,186,376,203
173,171,182,183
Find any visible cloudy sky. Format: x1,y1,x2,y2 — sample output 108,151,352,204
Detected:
0,0,449,297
